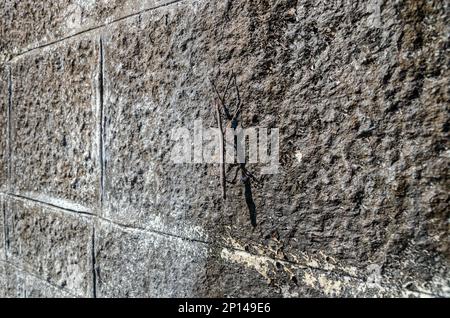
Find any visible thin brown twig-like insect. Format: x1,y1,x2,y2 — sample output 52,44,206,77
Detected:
208,75,232,127
211,73,260,196
210,73,259,226
222,75,234,110
226,164,241,184
210,78,232,120
215,98,226,200
228,74,241,129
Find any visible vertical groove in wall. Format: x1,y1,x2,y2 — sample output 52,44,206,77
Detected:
98,36,105,211
2,198,8,261
4,66,12,261
92,35,105,299
7,66,12,192
91,225,97,298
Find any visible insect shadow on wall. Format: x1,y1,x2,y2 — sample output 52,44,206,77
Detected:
209,73,259,227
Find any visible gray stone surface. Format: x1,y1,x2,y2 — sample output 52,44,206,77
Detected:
0,195,4,261
207,0,449,292
0,0,174,63
95,219,207,297
102,8,222,239
3,263,75,298
0,0,448,298
101,0,449,296
10,37,100,211
5,197,93,297
0,66,7,191
204,244,448,298
0,262,6,297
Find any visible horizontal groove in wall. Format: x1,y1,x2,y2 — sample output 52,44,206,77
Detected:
1,190,442,297
3,192,94,216
0,191,366,283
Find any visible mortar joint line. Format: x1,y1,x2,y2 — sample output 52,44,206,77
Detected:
1,191,444,297
93,34,105,299
98,36,105,213
7,66,12,193
2,192,94,217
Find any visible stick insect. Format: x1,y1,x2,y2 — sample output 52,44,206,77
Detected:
210,73,259,207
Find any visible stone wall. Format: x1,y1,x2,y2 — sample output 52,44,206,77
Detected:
0,0,448,297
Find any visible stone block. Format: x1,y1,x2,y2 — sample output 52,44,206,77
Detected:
102,0,449,291
5,197,93,297
206,245,437,298
11,37,100,211
95,220,207,297
102,4,224,239
4,264,75,298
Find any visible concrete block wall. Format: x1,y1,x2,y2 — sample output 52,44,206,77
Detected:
0,0,448,297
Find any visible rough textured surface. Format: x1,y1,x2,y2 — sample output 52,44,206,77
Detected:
103,0,449,296
102,13,222,239
10,37,100,210
0,262,6,297
0,195,4,261
3,263,75,298
0,66,7,192
95,220,207,297
0,0,448,298
5,198,93,297
0,0,174,63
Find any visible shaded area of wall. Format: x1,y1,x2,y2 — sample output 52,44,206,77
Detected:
0,0,448,297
